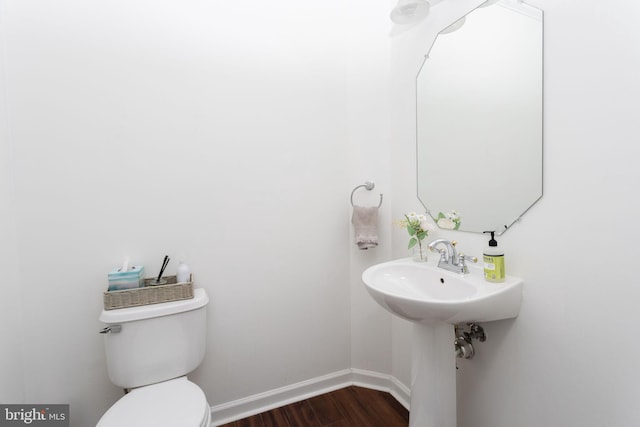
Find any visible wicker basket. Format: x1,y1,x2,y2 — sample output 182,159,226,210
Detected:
103,275,194,310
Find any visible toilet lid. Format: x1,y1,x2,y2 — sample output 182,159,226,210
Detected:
97,377,209,427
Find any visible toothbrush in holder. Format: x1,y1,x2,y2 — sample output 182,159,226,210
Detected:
154,255,170,285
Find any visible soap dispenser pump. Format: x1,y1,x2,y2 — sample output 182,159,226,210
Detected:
483,231,505,283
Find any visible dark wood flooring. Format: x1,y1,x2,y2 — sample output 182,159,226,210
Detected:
218,386,409,427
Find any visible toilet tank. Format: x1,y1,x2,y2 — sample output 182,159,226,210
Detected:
99,288,209,389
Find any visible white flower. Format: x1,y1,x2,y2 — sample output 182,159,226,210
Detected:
406,212,418,221
419,218,434,232
444,211,459,220
437,218,456,229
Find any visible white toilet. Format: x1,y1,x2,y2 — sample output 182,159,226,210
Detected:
97,288,211,427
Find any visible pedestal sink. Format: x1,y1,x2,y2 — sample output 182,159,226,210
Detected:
362,258,523,427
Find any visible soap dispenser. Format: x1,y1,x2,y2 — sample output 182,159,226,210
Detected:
483,231,505,283
176,261,191,283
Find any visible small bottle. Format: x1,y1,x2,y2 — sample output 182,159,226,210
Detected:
176,261,191,283
483,231,505,283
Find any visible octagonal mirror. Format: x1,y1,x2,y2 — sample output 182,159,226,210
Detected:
416,0,543,235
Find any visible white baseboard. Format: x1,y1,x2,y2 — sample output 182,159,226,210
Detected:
350,368,410,410
209,369,410,426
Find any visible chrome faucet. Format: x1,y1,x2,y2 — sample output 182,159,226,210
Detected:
427,239,477,274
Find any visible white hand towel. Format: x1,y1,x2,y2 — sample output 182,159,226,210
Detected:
351,205,379,250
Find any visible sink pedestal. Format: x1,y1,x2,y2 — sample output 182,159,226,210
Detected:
410,322,456,427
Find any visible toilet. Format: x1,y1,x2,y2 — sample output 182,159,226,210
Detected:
97,288,211,427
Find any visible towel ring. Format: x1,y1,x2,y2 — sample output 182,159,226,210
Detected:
350,181,383,207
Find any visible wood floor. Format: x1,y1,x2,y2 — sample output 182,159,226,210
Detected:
218,386,409,427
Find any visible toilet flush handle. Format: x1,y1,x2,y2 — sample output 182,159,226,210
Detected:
99,325,122,334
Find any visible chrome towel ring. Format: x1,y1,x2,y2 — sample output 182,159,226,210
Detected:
350,181,383,207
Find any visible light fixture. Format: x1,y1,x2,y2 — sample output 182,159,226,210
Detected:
390,0,430,25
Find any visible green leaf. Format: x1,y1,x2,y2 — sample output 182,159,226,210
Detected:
408,237,417,249
406,224,416,236
416,231,426,241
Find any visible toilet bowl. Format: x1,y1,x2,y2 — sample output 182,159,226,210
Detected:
97,377,210,427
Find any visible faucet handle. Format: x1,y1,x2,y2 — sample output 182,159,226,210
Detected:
459,253,478,269
457,253,477,274
459,253,478,264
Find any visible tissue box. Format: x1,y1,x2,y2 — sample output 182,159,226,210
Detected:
107,266,145,291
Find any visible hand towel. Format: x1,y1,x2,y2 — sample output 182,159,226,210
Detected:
351,205,379,250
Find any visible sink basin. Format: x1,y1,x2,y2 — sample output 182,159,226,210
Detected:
362,257,524,427
362,258,523,325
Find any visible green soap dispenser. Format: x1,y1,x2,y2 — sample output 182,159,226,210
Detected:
483,231,505,283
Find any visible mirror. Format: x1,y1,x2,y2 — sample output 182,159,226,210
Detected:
416,0,543,234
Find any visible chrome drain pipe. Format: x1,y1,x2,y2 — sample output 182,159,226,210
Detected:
455,323,486,359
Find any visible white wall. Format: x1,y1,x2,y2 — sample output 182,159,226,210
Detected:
1,0,354,425
347,0,394,379
389,0,640,426
0,1,25,399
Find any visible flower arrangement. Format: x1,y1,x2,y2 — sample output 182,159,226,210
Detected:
399,212,435,260
436,211,461,230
